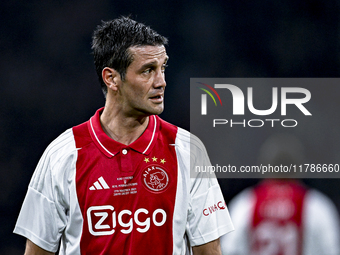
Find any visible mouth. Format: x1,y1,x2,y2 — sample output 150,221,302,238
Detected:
149,95,164,103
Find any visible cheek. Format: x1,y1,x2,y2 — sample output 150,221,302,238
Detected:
127,84,143,96
133,84,151,97
132,88,147,99
126,86,148,104
124,78,151,98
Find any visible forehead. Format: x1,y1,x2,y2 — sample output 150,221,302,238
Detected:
129,45,167,63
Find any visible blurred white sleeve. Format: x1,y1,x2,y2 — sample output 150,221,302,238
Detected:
303,189,340,255
220,188,254,255
186,134,234,246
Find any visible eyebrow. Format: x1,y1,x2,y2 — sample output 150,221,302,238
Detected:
139,56,169,71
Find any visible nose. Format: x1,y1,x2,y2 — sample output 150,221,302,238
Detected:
154,69,166,89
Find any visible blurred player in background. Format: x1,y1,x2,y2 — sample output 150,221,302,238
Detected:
220,133,340,255
14,17,234,254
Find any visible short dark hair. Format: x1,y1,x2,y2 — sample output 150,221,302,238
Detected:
92,16,168,96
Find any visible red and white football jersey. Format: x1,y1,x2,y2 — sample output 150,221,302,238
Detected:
220,180,340,255
14,108,234,254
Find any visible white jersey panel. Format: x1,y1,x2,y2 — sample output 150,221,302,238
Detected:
303,189,340,255
14,129,83,254
172,127,191,254
174,128,234,250
221,187,340,255
220,189,253,255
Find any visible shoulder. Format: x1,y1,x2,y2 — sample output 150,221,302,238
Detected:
29,128,78,191
158,117,208,158
228,188,255,214
72,119,92,148
157,116,178,133
303,188,340,238
157,117,206,152
43,128,77,163
43,119,91,164
303,189,340,254
155,116,211,170
156,116,189,146
304,189,339,217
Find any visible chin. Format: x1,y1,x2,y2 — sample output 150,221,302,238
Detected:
150,107,164,116
147,104,164,115
151,109,164,116
137,109,163,117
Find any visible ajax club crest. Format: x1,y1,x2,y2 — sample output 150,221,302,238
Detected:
142,165,169,192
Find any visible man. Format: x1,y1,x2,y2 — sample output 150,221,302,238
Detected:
14,17,234,254
220,133,340,255
221,179,340,255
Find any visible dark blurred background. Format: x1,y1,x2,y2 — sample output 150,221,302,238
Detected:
1,0,340,253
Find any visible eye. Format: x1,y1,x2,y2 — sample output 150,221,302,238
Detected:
161,64,168,73
142,68,152,74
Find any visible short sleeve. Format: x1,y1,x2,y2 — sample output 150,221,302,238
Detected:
14,187,64,252
186,135,234,246
220,189,254,255
13,129,75,252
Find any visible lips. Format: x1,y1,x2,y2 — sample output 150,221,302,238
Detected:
150,95,161,99
149,94,164,103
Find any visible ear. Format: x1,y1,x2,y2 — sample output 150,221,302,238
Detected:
102,67,120,92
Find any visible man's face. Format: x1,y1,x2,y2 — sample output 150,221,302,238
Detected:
118,45,168,117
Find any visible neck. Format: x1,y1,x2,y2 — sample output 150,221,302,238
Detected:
100,105,149,146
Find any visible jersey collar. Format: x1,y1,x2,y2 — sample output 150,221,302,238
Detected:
88,107,159,158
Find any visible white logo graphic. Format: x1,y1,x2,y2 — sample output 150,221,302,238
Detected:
142,166,169,192
87,206,167,236
199,83,312,128
251,221,299,255
89,176,110,190
202,85,312,116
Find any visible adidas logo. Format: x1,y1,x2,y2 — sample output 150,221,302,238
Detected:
89,176,110,190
